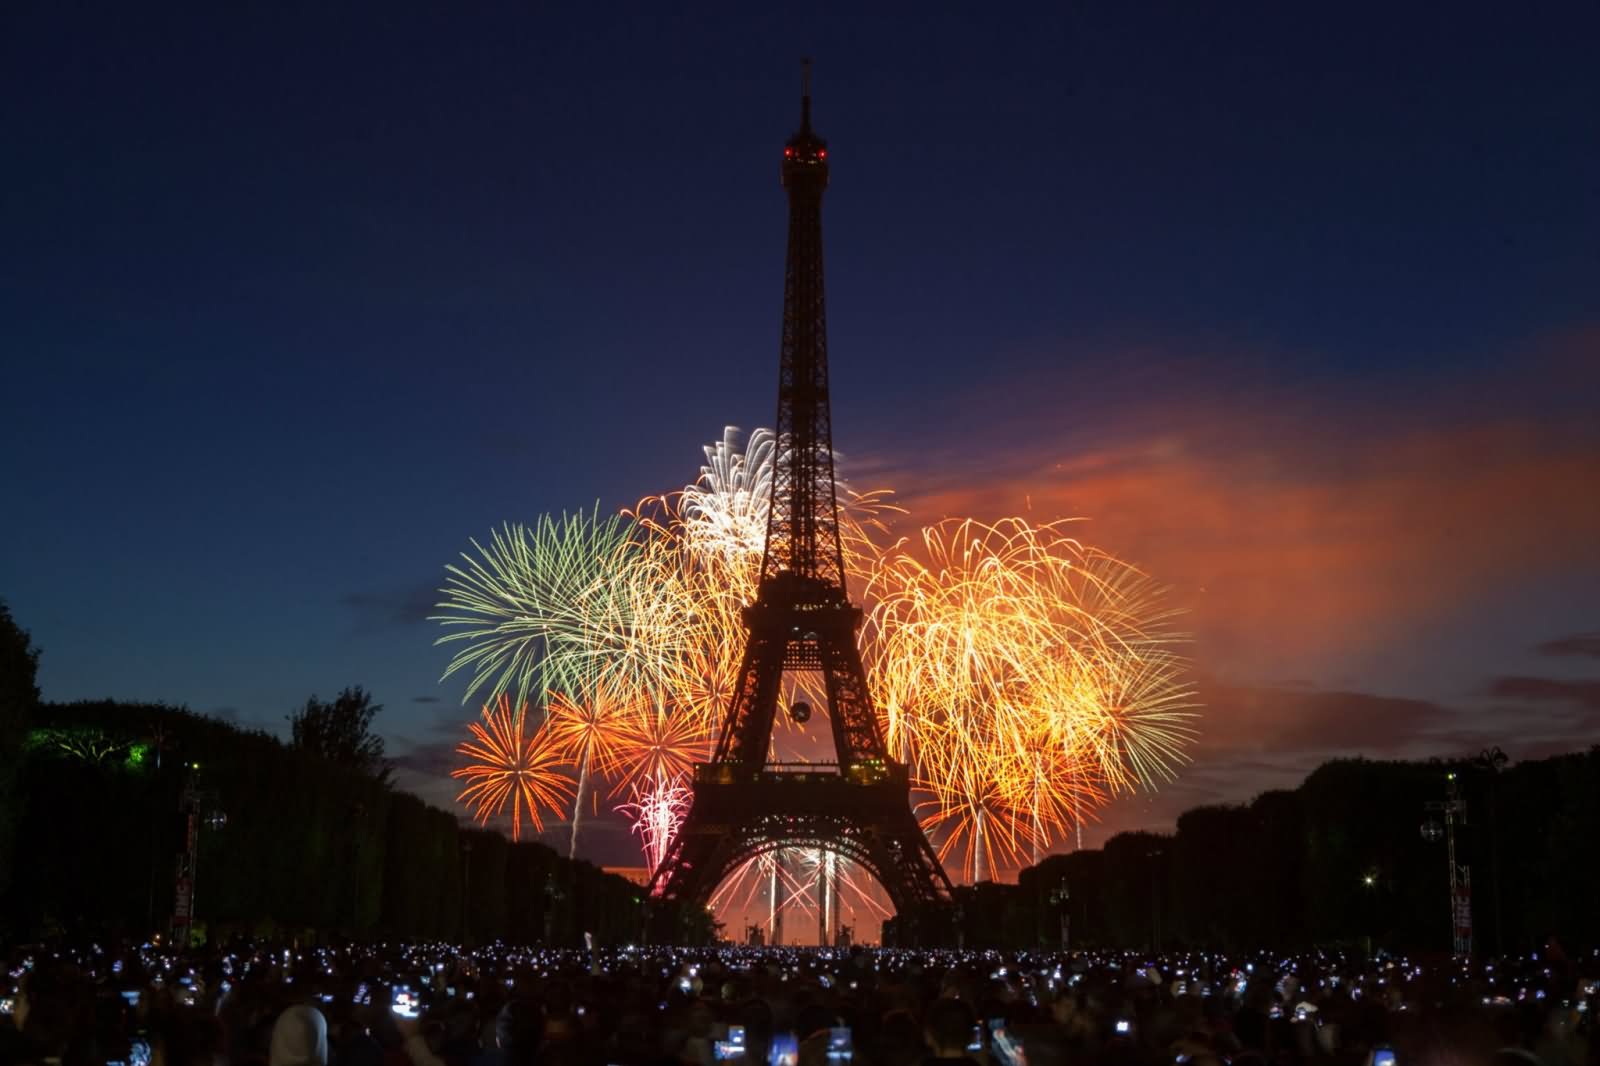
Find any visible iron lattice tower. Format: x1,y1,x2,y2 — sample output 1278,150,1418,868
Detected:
648,66,953,942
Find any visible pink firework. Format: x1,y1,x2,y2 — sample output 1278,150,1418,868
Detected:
618,774,692,873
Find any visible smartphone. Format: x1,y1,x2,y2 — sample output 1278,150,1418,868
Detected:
391,988,420,1019
678,977,694,994
1115,1018,1132,1035
121,990,142,1007
1372,1050,1397,1066
769,1031,798,1066
354,982,370,1005
130,1039,152,1066
714,1040,746,1061
967,1024,984,1052
826,1027,852,1062
991,1025,1022,1066
0,997,13,1015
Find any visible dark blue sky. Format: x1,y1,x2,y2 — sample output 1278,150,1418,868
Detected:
4,4,1598,859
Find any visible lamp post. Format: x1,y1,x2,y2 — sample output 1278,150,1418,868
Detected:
171,762,225,948
460,837,473,945
350,801,366,936
543,877,564,944
1361,869,1378,958
1048,876,1071,950
1423,771,1471,956
1474,746,1507,954
1147,848,1164,952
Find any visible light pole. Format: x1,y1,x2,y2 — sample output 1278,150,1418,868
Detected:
1048,876,1071,950
1475,746,1507,954
1361,869,1378,958
1422,771,1471,956
460,837,472,945
171,762,225,948
1147,848,1164,952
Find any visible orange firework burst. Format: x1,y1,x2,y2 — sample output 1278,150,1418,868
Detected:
607,707,710,797
452,695,576,842
865,517,1197,881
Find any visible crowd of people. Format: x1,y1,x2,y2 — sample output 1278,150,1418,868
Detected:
2,938,1594,1066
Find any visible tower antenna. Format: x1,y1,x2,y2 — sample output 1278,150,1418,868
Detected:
800,57,813,129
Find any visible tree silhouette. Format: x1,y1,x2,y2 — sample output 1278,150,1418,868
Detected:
0,599,41,898
288,685,393,787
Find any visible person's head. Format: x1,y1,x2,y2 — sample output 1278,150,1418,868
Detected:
875,1008,923,1066
923,997,976,1058
496,998,543,1064
269,1004,328,1066
151,1007,226,1066
796,1003,841,1042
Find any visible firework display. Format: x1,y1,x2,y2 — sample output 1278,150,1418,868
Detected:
432,509,642,715
865,518,1196,881
436,427,1197,929
452,695,576,843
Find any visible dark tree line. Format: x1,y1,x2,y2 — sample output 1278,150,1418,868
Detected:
959,750,1600,953
0,600,707,945
4,697,706,945
0,605,706,947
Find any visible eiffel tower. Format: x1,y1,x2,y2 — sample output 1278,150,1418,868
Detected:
648,65,953,943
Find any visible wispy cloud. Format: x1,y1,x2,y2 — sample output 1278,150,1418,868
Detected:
340,582,439,631
1536,633,1600,659
1489,676,1600,711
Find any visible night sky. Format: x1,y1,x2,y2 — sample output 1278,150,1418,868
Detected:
4,6,1598,871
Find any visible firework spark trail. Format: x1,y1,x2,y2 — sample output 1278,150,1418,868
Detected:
452,696,576,842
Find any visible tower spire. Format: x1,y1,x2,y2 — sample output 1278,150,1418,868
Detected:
800,57,813,131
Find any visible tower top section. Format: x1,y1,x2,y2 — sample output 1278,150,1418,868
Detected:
783,58,828,186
